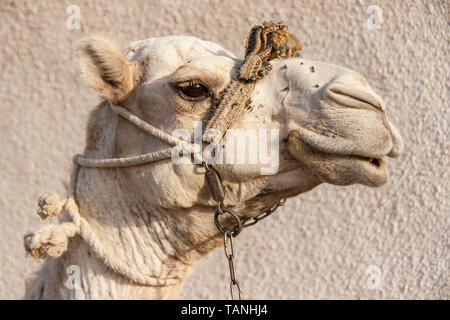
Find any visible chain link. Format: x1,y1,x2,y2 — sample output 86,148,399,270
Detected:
214,205,242,237
241,197,286,228
224,231,242,300
204,162,286,300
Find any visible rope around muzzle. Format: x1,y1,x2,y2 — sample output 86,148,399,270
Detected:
77,101,198,168
23,21,301,290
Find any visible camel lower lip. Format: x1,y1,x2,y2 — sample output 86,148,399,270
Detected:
287,131,389,187
347,156,388,186
357,156,383,167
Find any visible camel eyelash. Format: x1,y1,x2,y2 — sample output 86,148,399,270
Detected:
173,80,203,87
172,80,209,90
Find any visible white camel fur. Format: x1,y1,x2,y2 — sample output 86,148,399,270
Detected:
24,34,402,299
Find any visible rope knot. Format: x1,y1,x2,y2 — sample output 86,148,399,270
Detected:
24,222,79,259
37,193,65,220
72,154,82,166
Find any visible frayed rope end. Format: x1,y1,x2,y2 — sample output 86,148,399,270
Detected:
37,193,65,220
24,222,79,260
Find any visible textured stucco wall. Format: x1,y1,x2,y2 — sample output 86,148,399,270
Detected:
0,0,448,299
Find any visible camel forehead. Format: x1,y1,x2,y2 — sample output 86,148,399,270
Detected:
125,36,237,78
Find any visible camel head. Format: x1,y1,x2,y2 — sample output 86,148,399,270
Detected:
23,31,405,300
76,34,403,221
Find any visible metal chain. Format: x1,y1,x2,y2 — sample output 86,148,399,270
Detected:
241,197,286,228
203,162,286,300
224,231,242,300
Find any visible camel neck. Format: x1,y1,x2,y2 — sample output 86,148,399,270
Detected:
61,165,216,299
44,103,219,298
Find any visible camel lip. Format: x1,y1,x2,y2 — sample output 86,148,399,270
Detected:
352,156,388,187
353,156,387,172
354,155,383,167
286,131,389,187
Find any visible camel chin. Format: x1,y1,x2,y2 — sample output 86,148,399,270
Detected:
287,130,389,187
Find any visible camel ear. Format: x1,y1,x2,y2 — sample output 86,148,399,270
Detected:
76,36,137,103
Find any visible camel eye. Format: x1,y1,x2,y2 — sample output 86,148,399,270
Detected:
176,82,209,99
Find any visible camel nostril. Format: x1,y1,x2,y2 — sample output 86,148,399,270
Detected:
325,82,383,113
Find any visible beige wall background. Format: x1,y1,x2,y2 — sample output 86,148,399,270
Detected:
0,0,448,299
